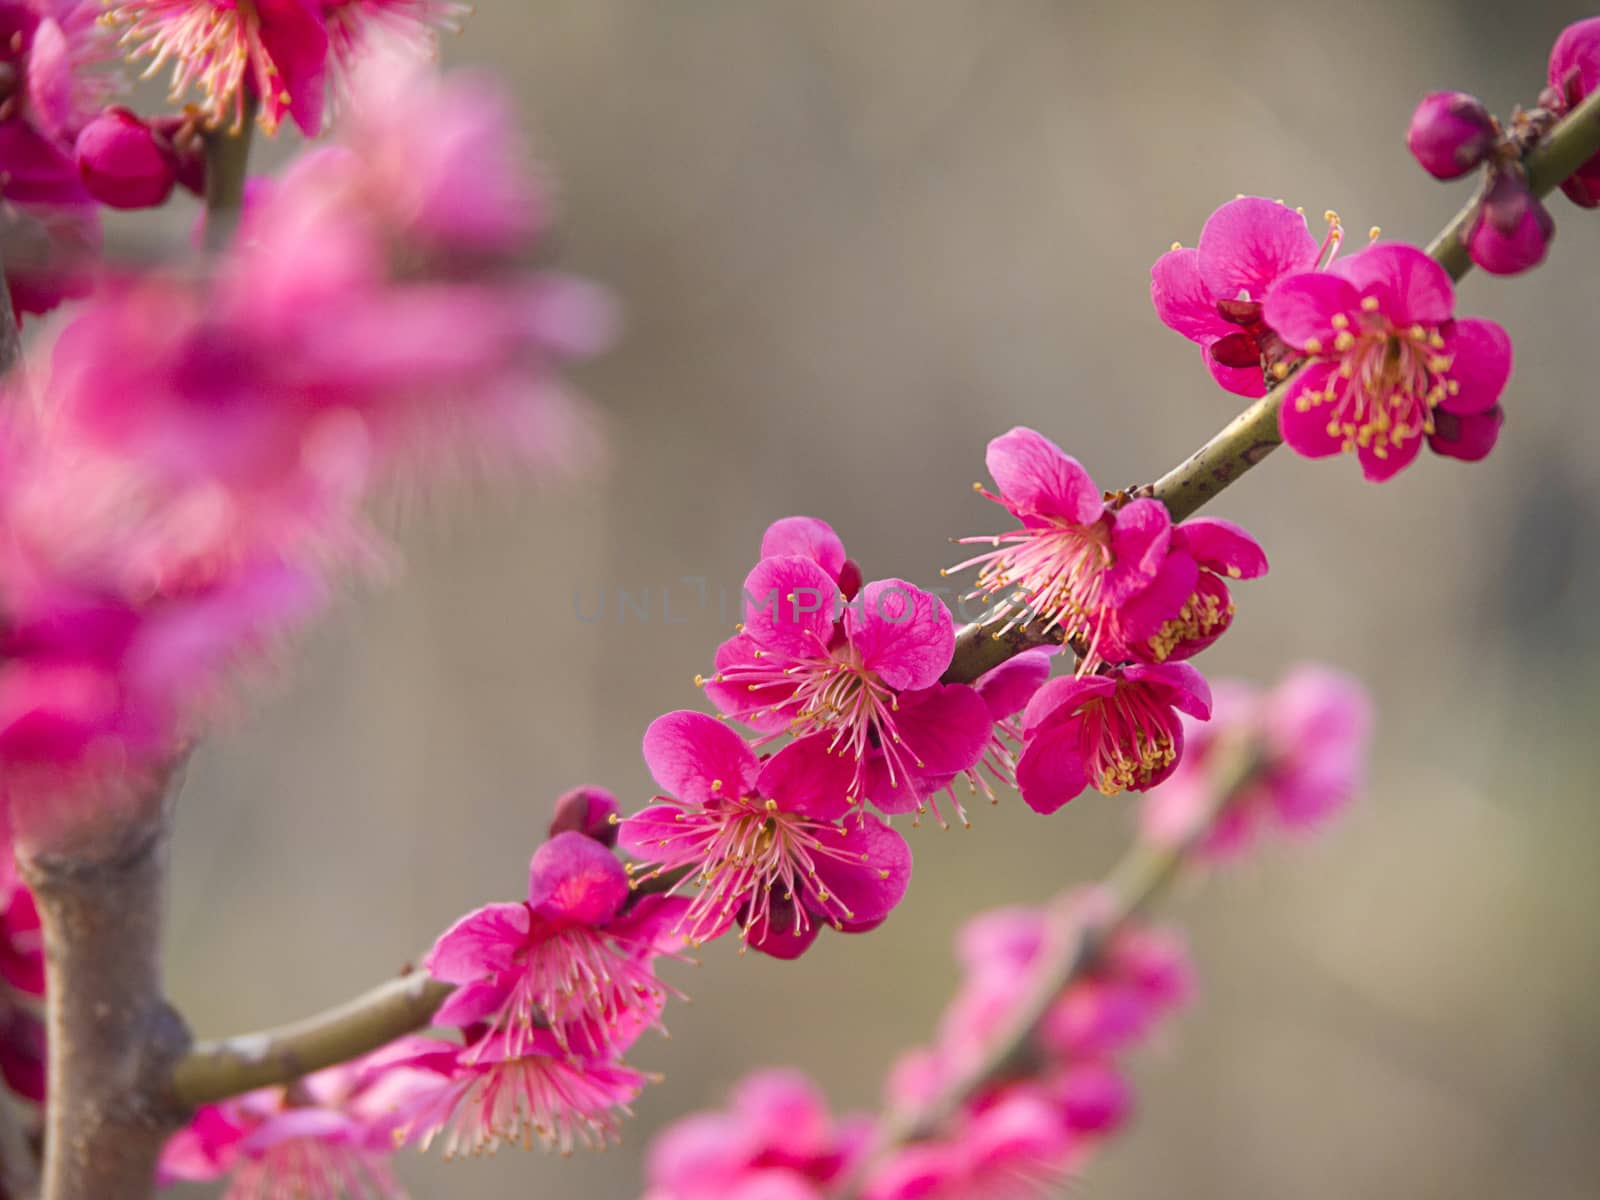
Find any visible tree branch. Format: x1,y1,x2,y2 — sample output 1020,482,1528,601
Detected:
945,84,1600,684
171,972,452,1108
834,746,1260,1197
16,778,190,1200
201,95,257,254
156,80,1600,1122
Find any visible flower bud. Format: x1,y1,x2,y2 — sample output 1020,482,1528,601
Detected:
1406,91,1496,179
1468,169,1555,275
75,108,178,210
548,785,620,847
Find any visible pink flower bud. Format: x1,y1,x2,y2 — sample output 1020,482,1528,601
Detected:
1406,91,1496,179
548,785,621,847
1467,169,1555,275
75,108,178,210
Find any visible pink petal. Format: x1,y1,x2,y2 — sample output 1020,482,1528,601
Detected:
1355,429,1424,482
973,648,1056,720
433,978,510,1028
1429,406,1503,461
606,894,694,954
1261,272,1360,349
702,633,796,732
745,917,823,961
1157,571,1236,662
616,803,701,865
1015,725,1090,814
845,580,953,690
1175,517,1268,578
423,903,529,982
742,556,840,659
893,684,994,775
1550,16,1600,93
1021,674,1114,737
1278,363,1347,458
1103,550,1198,660
761,517,847,580
1204,344,1268,397
1149,247,1229,343
984,427,1102,524
1329,242,1454,326
256,0,330,136
1196,197,1319,302
1441,317,1511,415
811,816,911,926
25,19,73,141
758,733,858,821
856,748,925,815
527,832,630,925
1103,499,1173,602
641,710,760,805
1123,661,1212,720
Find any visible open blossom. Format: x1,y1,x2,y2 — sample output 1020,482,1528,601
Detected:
950,427,1183,670
619,711,912,957
158,1050,432,1198
1015,663,1211,814
388,1029,651,1159
1122,517,1267,664
1548,16,1600,207
1142,664,1374,861
703,555,988,806
425,830,686,1057
1151,196,1334,396
643,1070,869,1200
1264,241,1513,480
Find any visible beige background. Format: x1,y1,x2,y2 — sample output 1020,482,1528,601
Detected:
162,2,1600,1196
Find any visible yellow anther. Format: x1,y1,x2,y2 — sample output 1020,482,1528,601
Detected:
1360,296,1381,312
1330,313,1349,330
1304,337,1324,355
1368,225,1381,241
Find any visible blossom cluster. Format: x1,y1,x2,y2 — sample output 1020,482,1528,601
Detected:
0,51,608,847
638,662,1372,1200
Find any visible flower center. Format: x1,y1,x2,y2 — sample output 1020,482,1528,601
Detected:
1082,690,1177,795
1145,588,1232,662
950,515,1116,654
1295,303,1455,458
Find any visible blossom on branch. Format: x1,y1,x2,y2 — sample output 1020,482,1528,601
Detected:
619,711,912,957
1264,241,1512,480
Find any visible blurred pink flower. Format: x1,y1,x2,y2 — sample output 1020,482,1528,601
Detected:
1548,16,1600,207
1142,664,1374,861
643,1069,868,1200
158,1050,431,1198
1264,242,1513,480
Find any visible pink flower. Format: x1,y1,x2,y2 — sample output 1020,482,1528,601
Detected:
618,712,912,957
1120,517,1267,664
1467,167,1554,275
106,0,330,134
1151,197,1334,396
703,557,988,806
912,648,1055,828
1406,91,1497,180
1548,16,1600,208
73,106,178,209
425,830,686,1057
1015,663,1211,813
158,1050,428,1197
321,1,464,86
1264,242,1513,481
950,427,1184,672
1142,664,1374,861
643,1070,868,1200
388,1030,650,1158
548,784,622,846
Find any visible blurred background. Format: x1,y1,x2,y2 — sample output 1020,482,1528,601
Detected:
160,1,1600,1196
